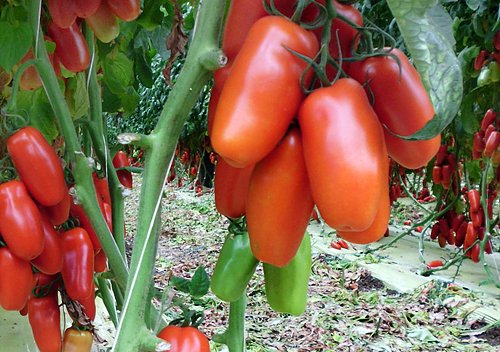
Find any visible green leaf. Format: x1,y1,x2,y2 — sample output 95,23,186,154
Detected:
30,89,59,141
118,87,140,114
386,0,463,140
170,276,191,294
137,0,167,30
102,84,122,113
135,51,154,88
407,327,439,342
65,73,90,120
189,266,209,298
0,20,31,71
103,50,134,95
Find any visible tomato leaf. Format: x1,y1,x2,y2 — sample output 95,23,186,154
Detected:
103,50,134,95
65,74,90,120
170,276,191,294
0,20,32,71
134,51,154,88
386,0,463,140
30,89,59,141
189,266,209,298
136,0,168,30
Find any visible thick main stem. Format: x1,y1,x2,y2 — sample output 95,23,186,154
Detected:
112,0,226,350
213,294,247,352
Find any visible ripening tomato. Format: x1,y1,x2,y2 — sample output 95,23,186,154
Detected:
31,212,64,275
157,326,210,352
214,157,254,218
61,227,95,301
349,48,440,169
211,16,319,167
113,151,133,189
0,247,33,311
73,0,101,18
47,0,76,28
48,22,90,73
7,126,67,206
62,328,93,352
43,190,71,226
106,0,140,22
207,64,232,137
28,293,62,352
298,78,388,231
246,127,314,267
0,180,45,260
20,37,61,91
85,1,120,43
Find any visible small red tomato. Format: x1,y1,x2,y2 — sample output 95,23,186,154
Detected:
106,0,141,22
481,109,498,131
43,190,71,226
474,50,489,71
157,326,210,352
426,260,443,269
337,239,349,249
31,212,64,275
113,151,133,189
28,293,62,352
48,22,90,73
331,242,342,250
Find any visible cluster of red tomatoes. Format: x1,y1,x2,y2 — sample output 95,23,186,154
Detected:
475,30,500,87
209,0,440,268
0,125,134,351
472,109,500,161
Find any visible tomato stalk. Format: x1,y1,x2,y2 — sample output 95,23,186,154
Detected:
97,277,119,327
212,293,247,352
112,0,226,350
27,0,129,291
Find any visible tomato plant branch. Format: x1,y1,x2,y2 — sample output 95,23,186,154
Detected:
112,0,227,350
97,277,119,327
212,293,247,352
28,0,129,291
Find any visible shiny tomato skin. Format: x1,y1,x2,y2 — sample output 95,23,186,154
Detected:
85,1,120,43
214,157,254,218
349,48,440,169
62,327,93,352
298,78,388,232
113,151,133,189
7,126,67,206
106,0,140,22
48,22,90,73
212,16,319,168
73,0,101,18
31,212,64,275
60,227,95,301
48,0,77,28
0,180,45,260
70,194,107,253
77,287,96,321
43,189,71,226
28,293,62,352
246,127,314,267
94,249,107,273
337,181,390,244
207,64,231,137
20,37,61,91
157,326,210,352
0,247,33,311
93,173,112,205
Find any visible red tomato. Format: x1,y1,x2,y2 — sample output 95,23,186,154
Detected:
246,127,314,267
0,247,33,311
214,158,254,218
432,166,442,184
469,243,480,263
106,0,140,21
70,198,105,253
47,0,76,28
464,221,477,250
85,1,120,43
73,0,101,18
337,182,390,244
157,326,210,352
349,48,441,169
94,249,108,273
32,272,58,298
60,227,95,301
76,286,96,321
103,202,113,233
0,180,45,260
7,126,67,206
331,242,341,250
93,173,112,205
474,50,488,71
298,78,388,231
455,221,467,247
426,260,443,268
28,293,62,352
19,37,61,91
480,109,497,131
484,131,500,157
43,189,71,226
208,64,232,137
113,151,133,189
31,212,64,275
212,16,319,167
48,22,90,73
468,189,481,213
494,30,500,51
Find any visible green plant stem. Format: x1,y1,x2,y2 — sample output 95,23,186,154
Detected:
97,277,119,327
213,293,247,352
111,0,226,350
28,0,128,291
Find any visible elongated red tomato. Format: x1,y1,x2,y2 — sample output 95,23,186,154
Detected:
73,0,101,18
20,37,61,91
93,173,112,205
113,151,133,189
214,158,254,218
106,0,140,21
7,126,66,206
246,127,314,267
298,78,388,231
207,64,231,137
31,212,64,275
43,190,71,226
0,181,45,260
85,1,120,43
28,293,62,352
157,326,210,352
48,0,76,28
61,227,94,301
94,249,108,273
48,22,90,73
70,200,103,253
337,181,390,244
0,247,33,311
349,48,440,169
212,16,319,167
